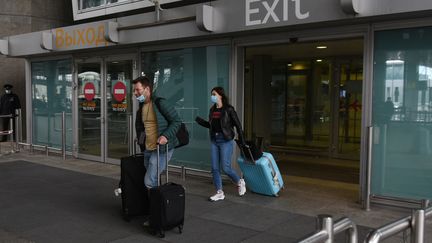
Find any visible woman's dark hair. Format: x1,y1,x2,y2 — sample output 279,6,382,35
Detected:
132,76,153,94
211,86,229,106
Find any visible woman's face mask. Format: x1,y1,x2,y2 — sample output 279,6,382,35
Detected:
211,95,218,104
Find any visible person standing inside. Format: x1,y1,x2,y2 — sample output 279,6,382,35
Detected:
132,76,182,189
195,87,246,202
0,84,21,142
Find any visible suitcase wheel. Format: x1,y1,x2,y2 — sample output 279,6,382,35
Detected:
178,224,183,234
158,230,165,238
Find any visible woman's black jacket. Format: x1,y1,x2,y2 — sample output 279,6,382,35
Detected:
196,105,245,143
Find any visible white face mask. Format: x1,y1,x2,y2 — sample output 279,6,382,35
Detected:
211,95,218,104
136,94,145,103
5,90,11,94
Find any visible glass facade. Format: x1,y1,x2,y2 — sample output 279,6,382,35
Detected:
244,39,363,156
244,40,363,183
372,26,432,199
141,45,230,170
31,59,73,150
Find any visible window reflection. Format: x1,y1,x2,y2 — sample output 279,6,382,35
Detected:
141,46,230,171
31,60,73,150
385,59,404,121
372,27,432,200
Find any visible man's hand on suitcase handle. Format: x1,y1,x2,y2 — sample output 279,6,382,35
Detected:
158,136,168,145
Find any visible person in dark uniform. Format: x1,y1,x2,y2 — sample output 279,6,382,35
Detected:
0,84,21,142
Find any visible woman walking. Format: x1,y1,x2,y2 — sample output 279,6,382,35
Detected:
195,87,246,201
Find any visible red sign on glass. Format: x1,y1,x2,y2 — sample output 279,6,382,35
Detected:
113,81,126,102
84,82,96,101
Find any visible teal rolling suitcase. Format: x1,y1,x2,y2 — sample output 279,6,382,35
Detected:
237,150,284,197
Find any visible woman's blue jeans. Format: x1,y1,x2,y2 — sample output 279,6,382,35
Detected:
211,133,240,191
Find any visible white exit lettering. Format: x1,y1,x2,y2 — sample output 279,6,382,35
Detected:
246,0,310,26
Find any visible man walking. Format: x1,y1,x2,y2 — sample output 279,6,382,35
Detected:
132,76,182,189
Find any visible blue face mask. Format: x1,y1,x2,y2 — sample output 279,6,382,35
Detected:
136,94,145,103
211,95,218,104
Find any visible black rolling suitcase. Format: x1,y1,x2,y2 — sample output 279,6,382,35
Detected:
149,144,185,238
119,154,149,221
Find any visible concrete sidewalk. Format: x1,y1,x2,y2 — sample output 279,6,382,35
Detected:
0,147,430,242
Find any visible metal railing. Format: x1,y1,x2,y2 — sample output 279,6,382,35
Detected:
0,113,18,153
297,215,358,243
364,202,432,243
14,111,68,160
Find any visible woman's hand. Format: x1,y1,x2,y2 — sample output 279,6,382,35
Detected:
195,116,205,123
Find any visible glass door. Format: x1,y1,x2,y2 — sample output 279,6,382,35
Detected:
331,60,363,159
77,61,103,161
104,59,134,163
76,56,135,164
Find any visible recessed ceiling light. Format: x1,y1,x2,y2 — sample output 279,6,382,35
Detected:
316,59,323,62
316,46,327,49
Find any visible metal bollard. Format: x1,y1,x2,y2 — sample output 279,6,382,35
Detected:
14,110,19,152
411,209,425,243
421,199,430,209
128,114,134,155
181,165,186,181
364,126,373,211
62,112,66,160
315,214,333,243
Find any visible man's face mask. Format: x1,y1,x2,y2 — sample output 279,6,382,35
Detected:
5,89,11,94
135,86,148,103
136,94,145,103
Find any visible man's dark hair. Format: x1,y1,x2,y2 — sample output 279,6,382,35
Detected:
211,86,229,106
132,76,153,94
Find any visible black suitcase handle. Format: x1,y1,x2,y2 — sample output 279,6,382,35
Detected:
156,143,169,186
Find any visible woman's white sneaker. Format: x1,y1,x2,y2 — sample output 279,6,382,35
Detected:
209,190,225,201
238,179,246,196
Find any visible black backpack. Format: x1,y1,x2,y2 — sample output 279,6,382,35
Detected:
155,98,189,148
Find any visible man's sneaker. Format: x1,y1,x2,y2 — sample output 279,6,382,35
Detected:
238,179,246,196
209,190,225,202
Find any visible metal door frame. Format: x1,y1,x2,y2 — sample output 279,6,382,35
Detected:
74,54,138,164
104,54,139,165
74,57,105,162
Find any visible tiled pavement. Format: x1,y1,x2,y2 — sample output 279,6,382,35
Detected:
0,145,430,242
